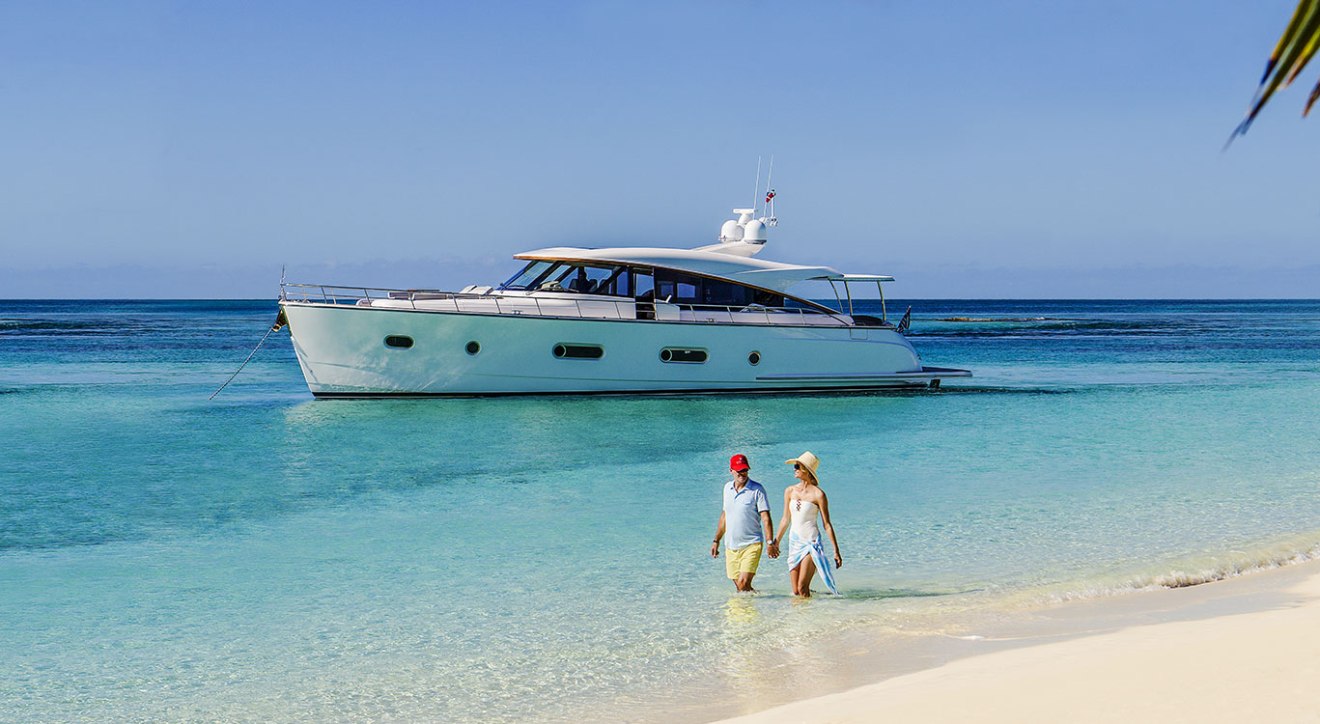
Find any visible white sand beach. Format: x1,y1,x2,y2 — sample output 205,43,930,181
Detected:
715,560,1320,723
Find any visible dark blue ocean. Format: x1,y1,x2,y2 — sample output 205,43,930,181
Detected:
3,299,1320,721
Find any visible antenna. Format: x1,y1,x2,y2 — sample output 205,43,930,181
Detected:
751,156,762,214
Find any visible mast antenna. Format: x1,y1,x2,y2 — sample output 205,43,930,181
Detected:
751,156,762,214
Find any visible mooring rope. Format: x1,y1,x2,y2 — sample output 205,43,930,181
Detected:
209,313,285,401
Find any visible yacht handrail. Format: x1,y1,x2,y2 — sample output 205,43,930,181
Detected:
280,283,865,326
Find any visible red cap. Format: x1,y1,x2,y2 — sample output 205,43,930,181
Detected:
729,454,750,471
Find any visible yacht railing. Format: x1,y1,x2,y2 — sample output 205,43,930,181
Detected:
280,283,862,326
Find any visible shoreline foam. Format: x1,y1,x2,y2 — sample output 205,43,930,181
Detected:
628,535,1320,724
708,556,1320,723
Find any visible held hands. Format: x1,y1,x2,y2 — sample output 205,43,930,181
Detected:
768,541,780,559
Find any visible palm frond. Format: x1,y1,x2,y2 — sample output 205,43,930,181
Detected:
1229,0,1320,144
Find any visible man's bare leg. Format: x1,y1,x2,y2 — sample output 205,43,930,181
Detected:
735,572,757,592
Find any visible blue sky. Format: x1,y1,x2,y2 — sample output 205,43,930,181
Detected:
1,1,1317,298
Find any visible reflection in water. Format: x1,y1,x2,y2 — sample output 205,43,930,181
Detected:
723,594,761,626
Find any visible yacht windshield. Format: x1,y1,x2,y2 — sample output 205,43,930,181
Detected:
499,261,556,290
501,261,633,296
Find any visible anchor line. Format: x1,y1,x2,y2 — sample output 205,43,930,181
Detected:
209,311,286,401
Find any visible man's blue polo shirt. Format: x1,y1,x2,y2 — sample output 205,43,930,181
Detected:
722,479,770,550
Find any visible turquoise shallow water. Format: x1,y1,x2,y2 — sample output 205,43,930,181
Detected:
3,300,1320,721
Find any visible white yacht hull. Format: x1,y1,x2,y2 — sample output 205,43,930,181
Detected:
281,301,967,397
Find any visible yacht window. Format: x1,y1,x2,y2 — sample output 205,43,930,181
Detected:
565,267,590,293
601,267,630,296
561,265,629,295
703,280,752,307
552,343,604,360
653,270,781,309
633,270,656,320
655,271,703,304
632,270,654,298
384,335,414,349
660,348,707,364
536,264,590,292
500,261,556,290
784,297,827,314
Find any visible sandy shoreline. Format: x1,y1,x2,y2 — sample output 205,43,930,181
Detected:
712,559,1320,723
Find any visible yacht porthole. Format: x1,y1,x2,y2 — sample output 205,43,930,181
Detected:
465,341,480,355
553,343,604,360
384,335,414,349
748,351,761,366
660,348,707,364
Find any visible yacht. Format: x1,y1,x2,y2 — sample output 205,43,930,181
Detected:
278,204,970,397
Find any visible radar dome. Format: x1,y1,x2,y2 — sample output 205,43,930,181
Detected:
719,220,743,242
743,219,767,243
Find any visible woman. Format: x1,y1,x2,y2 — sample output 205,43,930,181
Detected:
772,451,842,597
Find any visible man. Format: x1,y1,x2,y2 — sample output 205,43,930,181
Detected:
710,453,779,592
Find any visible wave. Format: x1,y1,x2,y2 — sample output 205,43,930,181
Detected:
939,317,1057,323
930,385,1075,395
0,319,172,337
911,321,1201,339
840,586,976,601
1043,538,1320,603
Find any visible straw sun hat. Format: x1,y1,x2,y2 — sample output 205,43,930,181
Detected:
785,451,821,482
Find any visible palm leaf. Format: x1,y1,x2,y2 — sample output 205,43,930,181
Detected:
1261,0,1313,82
1229,0,1320,143
1306,80,1320,115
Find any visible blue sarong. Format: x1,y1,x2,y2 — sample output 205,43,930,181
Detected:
786,530,839,595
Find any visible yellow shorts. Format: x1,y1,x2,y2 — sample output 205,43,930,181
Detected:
725,542,764,579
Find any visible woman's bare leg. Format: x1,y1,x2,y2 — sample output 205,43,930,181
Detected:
799,556,817,598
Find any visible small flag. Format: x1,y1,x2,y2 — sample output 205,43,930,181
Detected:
765,189,776,203
896,306,912,334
